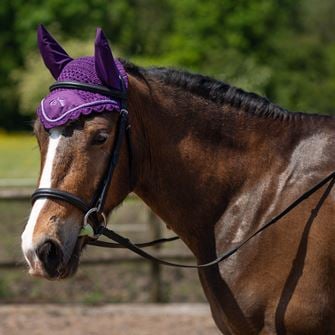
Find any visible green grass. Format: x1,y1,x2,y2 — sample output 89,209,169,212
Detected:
0,132,39,180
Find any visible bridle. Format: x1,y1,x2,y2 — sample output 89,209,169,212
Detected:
31,78,181,261
31,78,335,269
32,78,131,235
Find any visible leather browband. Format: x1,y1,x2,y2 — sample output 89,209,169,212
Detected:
50,81,127,100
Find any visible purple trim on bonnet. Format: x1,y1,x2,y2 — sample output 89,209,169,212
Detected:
40,99,117,123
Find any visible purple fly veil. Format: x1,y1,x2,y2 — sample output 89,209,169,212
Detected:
36,25,128,129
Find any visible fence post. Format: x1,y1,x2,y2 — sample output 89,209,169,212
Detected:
148,209,163,302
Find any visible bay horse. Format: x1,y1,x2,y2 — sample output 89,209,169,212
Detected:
21,25,335,334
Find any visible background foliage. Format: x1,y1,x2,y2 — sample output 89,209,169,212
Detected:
1,0,335,130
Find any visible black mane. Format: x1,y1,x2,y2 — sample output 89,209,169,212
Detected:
120,59,316,121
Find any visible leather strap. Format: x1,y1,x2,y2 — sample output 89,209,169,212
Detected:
93,110,129,212
50,81,127,99
88,236,179,249
86,171,335,268
31,188,90,213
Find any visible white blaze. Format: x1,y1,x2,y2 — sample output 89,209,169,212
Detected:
21,128,62,266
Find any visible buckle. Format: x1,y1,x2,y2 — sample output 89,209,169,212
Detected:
79,207,107,238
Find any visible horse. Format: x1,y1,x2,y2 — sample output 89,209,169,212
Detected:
21,25,335,334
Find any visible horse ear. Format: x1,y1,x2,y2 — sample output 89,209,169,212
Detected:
37,24,72,79
94,28,120,89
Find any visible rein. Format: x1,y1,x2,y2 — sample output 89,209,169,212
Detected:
89,171,335,268
31,79,335,269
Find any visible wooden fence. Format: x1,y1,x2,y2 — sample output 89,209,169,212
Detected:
0,187,194,302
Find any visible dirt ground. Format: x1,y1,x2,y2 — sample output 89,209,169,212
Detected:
0,303,221,335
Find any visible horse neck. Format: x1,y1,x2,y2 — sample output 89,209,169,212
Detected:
126,74,318,255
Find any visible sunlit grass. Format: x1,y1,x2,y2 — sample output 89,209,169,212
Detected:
0,132,39,180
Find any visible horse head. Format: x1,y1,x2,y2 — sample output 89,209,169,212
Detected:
21,25,132,279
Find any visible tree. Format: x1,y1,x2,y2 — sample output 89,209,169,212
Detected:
1,0,335,130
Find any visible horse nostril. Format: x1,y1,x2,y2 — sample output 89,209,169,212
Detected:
36,240,64,277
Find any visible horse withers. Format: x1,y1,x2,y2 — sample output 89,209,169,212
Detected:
21,25,335,334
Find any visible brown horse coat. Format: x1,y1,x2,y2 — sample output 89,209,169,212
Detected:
124,67,335,334
26,61,335,334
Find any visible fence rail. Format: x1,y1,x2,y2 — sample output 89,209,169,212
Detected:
0,188,33,200
0,251,194,270
0,186,192,302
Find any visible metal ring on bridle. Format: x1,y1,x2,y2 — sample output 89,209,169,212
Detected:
83,207,107,231
120,108,129,116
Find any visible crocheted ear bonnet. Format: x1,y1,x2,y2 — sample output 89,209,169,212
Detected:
36,25,127,129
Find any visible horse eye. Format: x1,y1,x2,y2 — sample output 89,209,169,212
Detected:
92,132,108,145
